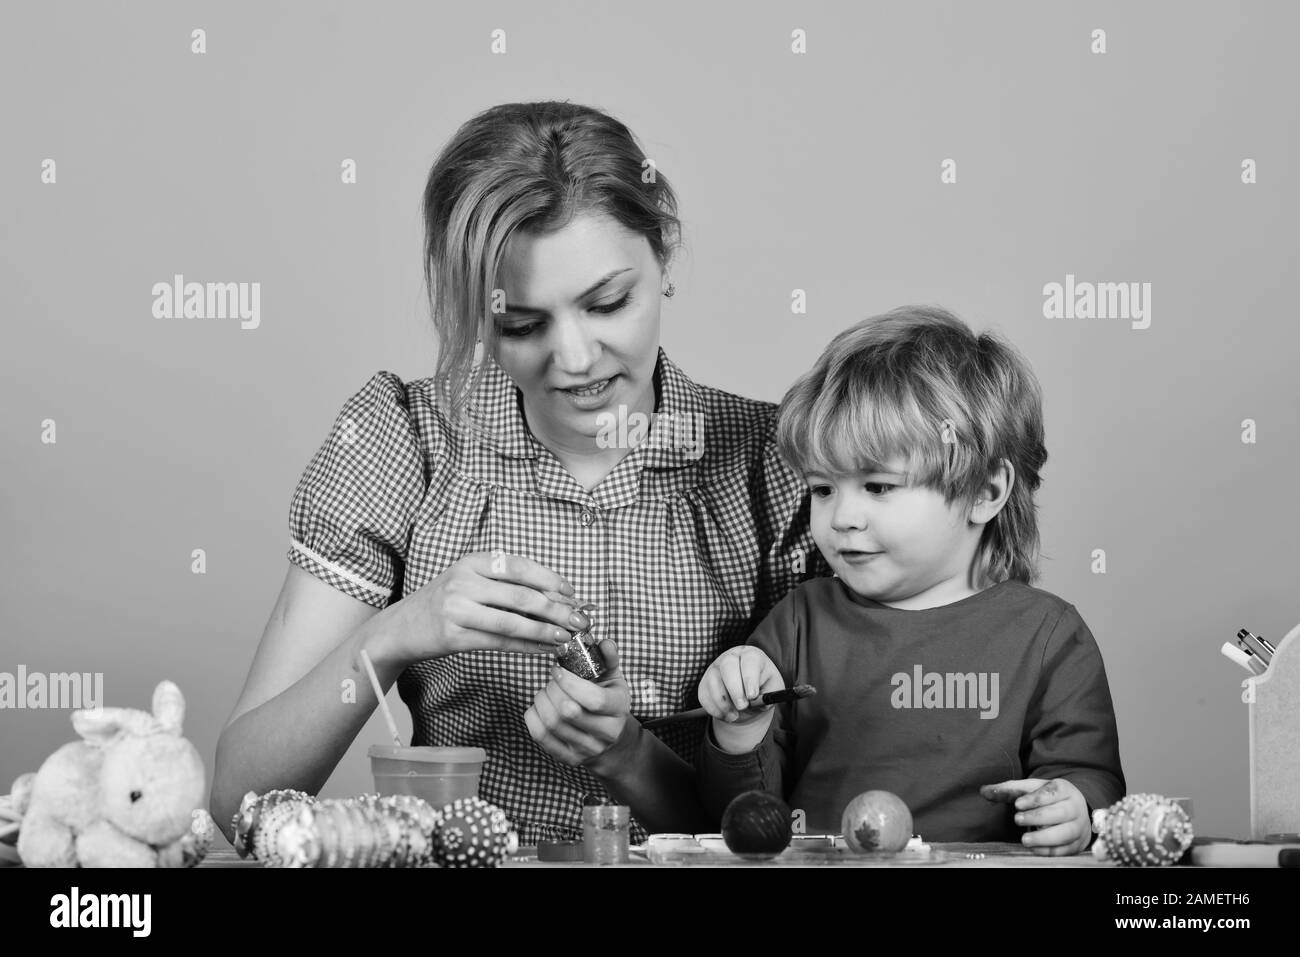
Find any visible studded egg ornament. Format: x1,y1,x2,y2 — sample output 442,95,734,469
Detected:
233,788,315,859
431,796,518,868
1091,793,1193,866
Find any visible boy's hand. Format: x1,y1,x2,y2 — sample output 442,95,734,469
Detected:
698,647,784,754
980,778,1091,855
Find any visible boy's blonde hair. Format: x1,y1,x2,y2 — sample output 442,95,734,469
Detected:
776,305,1048,585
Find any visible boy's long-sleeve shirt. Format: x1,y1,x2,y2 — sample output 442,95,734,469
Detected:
696,577,1125,841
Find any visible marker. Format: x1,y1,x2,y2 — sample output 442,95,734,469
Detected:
1189,842,1300,867
1221,642,1265,676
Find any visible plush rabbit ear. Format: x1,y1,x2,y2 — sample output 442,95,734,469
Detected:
151,680,185,734
72,706,152,744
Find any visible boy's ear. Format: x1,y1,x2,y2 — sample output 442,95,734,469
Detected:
970,459,1015,525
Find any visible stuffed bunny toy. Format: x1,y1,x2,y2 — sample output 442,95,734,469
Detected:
12,680,214,867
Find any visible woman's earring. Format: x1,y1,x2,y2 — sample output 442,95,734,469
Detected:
663,281,676,299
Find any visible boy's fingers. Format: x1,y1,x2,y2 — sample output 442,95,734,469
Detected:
740,655,769,702
1014,802,1074,829
721,666,749,714
699,670,727,718
1013,779,1067,810
979,779,1047,804
1021,822,1084,853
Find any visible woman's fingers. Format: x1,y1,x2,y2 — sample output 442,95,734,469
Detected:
450,594,571,647
477,577,588,631
548,666,624,715
469,551,574,597
524,705,582,765
442,626,558,657
530,686,607,757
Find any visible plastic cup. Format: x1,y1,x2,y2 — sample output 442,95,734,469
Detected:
368,745,486,809
582,804,630,864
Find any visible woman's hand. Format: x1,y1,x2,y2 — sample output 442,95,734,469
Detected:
524,640,635,772
378,551,589,666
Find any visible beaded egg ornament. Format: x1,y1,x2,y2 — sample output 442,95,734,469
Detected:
275,794,441,868
1091,793,1193,866
235,790,517,868
233,788,315,860
431,796,518,868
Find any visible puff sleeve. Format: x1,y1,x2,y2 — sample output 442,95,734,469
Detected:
286,371,427,609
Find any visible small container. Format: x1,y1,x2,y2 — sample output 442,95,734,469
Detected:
368,745,486,809
582,804,630,864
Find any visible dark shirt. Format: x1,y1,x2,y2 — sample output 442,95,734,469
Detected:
697,576,1125,841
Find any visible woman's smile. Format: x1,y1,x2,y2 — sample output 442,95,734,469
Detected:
555,373,619,409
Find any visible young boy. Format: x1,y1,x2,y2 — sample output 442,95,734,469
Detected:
696,306,1124,853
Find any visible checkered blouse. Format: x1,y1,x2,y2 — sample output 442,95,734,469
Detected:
287,348,825,843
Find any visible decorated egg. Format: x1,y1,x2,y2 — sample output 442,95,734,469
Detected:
841,790,912,853
721,790,793,860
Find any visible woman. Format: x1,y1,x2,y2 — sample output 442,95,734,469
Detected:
211,101,826,845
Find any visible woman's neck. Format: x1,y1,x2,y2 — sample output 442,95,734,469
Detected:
522,378,657,494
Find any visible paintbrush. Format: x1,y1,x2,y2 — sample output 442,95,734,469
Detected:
642,684,817,730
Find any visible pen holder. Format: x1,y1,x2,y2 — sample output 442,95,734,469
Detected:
1243,620,1300,839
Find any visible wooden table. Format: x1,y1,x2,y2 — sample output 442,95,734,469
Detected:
198,839,1112,868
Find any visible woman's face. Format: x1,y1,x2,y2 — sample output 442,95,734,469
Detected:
492,212,663,450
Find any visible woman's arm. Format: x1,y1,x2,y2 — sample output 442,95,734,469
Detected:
212,554,581,841
209,565,402,842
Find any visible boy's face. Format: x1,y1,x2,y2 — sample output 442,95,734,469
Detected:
806,458,986,610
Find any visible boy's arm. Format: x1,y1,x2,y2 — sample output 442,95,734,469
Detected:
695,592,800,826
697,704,793,825
1023,604,1126,818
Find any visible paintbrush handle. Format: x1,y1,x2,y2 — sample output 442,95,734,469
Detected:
642,687,807,730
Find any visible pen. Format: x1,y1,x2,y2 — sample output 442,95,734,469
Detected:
1238,627,1275,656
1236,628,1272,666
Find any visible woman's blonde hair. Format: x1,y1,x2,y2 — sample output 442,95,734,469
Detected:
422,101,682,421
776,305,1049,584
